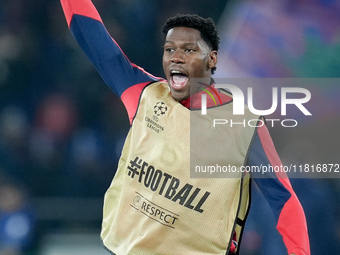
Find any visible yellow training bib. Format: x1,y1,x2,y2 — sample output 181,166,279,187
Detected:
101,82,258,255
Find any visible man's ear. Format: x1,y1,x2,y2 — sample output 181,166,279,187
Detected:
208,50,218,69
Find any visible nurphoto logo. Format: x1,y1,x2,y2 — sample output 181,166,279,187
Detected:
199,81,312,128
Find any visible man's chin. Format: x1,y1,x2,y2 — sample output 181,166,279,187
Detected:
170,89,190,102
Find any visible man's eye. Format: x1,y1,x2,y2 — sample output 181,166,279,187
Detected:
165,48,174,52
185,49,195,53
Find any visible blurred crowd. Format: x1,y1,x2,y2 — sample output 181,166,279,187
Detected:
0,0,340,254
216,0,340,254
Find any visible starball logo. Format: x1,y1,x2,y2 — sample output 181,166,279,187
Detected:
200,83,312,128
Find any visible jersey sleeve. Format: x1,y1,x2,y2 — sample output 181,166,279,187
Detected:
60,0,163,123
247,124,310,255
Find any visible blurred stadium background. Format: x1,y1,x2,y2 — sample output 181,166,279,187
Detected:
0,0,339,254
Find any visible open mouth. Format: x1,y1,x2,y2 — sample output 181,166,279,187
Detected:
170,70,189,90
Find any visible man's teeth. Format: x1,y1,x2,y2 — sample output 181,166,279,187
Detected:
171,70,183,74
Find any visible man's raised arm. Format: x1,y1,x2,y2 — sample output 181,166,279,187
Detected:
60,0,161,122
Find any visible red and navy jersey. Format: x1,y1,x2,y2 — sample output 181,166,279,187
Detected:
60,1,310,254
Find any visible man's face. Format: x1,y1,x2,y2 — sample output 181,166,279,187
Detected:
162,27,217,102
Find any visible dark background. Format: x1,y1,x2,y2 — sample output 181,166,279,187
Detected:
0,0,339,254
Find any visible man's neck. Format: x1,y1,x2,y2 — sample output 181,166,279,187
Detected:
179,84,232,109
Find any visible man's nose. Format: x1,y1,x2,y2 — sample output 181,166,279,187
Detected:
171,51,185,64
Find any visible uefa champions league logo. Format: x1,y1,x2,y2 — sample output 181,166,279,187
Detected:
154,102,168,116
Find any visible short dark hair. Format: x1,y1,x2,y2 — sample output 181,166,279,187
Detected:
162,14,220,73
